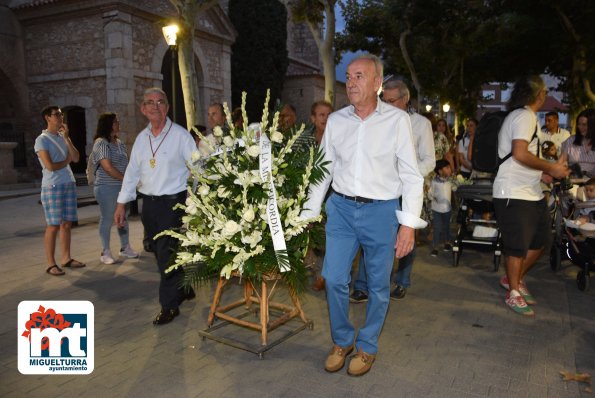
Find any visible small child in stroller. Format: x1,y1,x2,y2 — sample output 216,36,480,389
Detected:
576,177,595,225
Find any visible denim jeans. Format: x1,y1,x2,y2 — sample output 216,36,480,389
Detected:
323,193,399,354
94,184,128,252
432,210,452,249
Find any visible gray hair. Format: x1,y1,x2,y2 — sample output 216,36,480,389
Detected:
507,75,545,111
349,53,383,79
383,78,410,101
143,87,169,103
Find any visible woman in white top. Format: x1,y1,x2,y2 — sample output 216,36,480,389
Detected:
560,108,595,177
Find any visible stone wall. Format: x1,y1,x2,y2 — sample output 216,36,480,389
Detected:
282,74,347,124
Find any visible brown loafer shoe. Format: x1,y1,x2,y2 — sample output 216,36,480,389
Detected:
324,344,354,372
347,350,376,376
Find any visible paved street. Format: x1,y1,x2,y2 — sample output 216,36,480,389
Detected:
0,187,593,397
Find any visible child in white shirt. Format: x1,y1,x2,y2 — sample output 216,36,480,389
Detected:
430,159,453,256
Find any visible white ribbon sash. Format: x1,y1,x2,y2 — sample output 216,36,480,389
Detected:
259,133,289,272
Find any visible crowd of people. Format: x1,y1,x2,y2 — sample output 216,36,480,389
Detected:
33,53,595,376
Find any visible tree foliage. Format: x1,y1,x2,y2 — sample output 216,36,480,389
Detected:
229,0,289,121
336,0,595,119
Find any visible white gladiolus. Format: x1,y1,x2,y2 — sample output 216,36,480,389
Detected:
271,131,284,143
198,185,210,196
246,145,260,157
217,185,230,198
186,201,198,215
213,126,224,137
223,136,234,147
191,150,201,162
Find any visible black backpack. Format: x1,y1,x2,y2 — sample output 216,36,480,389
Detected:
472,110,539,174
472,111,510,173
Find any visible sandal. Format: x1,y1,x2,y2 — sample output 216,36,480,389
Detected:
46,264,65,276
62,259,86,268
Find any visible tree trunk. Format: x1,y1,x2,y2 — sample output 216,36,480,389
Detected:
399,28,422,111
170,0,218,129
304,1,336,107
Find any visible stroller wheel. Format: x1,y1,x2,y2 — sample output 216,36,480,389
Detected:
577,270,590,292
550,244,561,272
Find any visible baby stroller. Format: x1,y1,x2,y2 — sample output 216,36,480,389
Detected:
452,179,502,271
549,178,594,291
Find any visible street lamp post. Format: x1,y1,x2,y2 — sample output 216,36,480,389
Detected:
162,24,179,122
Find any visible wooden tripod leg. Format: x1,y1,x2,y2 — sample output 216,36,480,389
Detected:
244,279,254,310
260,279,268,346
208,277,227,326
289,288,308,323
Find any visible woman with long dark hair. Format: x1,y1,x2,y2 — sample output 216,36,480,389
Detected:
91,112,138,264
560,108,595,177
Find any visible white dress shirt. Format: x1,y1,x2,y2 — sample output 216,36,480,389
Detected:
117,118,195,203
301,100,426,229
409,112,436,177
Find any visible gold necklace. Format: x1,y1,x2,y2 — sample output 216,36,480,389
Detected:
148,122,173,168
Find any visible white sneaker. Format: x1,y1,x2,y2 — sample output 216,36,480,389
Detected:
120,245,139,258
100,249,115,264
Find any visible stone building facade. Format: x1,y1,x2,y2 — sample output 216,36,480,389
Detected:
1,0,236,180
1,0,338,182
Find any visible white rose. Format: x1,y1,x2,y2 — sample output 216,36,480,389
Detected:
246,145,260,157
213,126,224,137
242,207,255,222
198,185,210,196
222,220,241,237
191,150,201,162
271,131,284,143
223,136,234,147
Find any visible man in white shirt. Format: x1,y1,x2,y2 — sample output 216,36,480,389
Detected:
114,87,196,325
301,54,425,376
538,111,570,158
351,78,435,302
198,102,225,157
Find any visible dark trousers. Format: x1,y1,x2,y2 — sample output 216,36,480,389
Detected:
141,191,187,310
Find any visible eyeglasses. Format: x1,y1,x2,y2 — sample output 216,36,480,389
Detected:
143,100,168,107
382,96,406,105
50,111,64,117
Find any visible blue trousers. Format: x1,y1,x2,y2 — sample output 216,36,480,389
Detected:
94,184,129,251
432,210,452,249
323,193,399,354
353,243,415,290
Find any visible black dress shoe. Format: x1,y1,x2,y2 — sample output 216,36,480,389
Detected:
153,308,180,325
349,290,368,303
390,286,407,300
178,289,196,305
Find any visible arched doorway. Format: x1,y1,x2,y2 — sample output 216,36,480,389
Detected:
63,106,87,174
161,48,186,127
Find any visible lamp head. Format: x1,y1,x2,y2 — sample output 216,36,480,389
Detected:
162,24,179,46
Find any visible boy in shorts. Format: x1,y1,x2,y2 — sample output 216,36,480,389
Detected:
34,106,86,276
